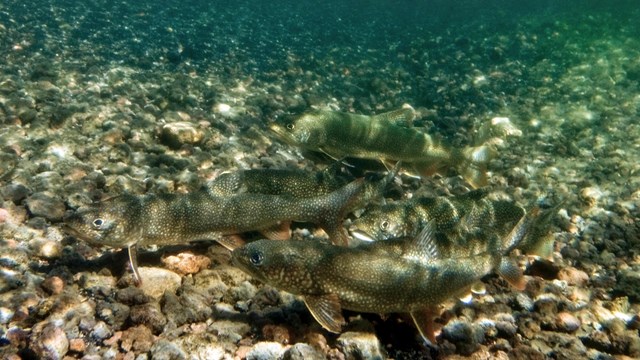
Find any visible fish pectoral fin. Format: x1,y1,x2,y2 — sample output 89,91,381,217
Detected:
497,257,527,291
304,294,345,333
127,244,142,286
260,222,291,241
410,306,442,345
318,147,346,163
215,234,246,251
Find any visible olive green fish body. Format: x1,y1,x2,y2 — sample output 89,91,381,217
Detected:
351,190,525,259
234,239,496,313
231,215,533,342
272,109,449,164
206,164,351,198
64,178,365,250
270,107,500,187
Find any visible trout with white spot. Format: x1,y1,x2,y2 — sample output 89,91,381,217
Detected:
231,200,556,343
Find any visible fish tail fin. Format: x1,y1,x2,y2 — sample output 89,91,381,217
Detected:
455,145,495,188
457,117,522,188
317,178,366,246
516,197,564,260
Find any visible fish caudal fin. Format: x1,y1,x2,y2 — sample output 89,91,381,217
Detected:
457,145,495,188
458,117,522,188
317,179,365,246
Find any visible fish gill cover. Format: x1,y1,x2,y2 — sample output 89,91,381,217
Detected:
1,0,640,358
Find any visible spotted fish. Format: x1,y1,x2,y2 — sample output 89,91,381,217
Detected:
63,179,365,284
270,106,520,188
231,201,554,343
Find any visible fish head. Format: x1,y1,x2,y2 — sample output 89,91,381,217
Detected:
269,112,326,148
350,205,409,241
231,239,322,294
63,194,142,249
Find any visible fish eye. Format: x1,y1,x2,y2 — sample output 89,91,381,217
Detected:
380,220,390,231
249,250,264,266
286,123,295,130
92,218,105,228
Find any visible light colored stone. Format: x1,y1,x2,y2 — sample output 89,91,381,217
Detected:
336,331,386,360
138,267,182,300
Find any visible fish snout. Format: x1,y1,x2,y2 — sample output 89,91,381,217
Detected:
348,226,377,243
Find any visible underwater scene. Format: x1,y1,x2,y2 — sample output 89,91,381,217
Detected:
1,0,640,358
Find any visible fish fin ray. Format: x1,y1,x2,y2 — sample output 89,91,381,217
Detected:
404,220,440,261
497,257,526,290
260,222,291,240
371,104,416,126
410,306,441,345
128,244,142,286
319,179,365,246
304,294,345,333
216,234,246,251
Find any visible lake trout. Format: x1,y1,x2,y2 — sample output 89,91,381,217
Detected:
207,161,398,217
350,189,556,260
206,162,352,198
231,202,552,343
63,179,365,284
270,105,520,188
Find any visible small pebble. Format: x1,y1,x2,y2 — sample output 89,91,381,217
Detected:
31,324,69,359
557,267,589,286
24,192,66,221
0,307,14,324
283,343,325,360
137,267,182,300
555,312,581,332
69,338,86,353
159,122,204,149
262,324,292,344
246,341,286,360
90,321,113,341
41,276,65,295
161,252,211,275
515,293,535,312
336,331,386,360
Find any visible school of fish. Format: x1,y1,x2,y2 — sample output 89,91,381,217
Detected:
64,105,559,345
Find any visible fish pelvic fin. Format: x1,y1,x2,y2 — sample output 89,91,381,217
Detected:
410,306,442,345
128,244,142,286
304,294,345,333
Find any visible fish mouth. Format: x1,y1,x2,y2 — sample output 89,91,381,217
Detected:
268,123,288,139
348,228,377,242
61,223,92,242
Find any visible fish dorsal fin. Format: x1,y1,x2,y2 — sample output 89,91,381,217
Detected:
410,306,441,345
260,221,291,241
372,104,416,126
304,294,345,333
403,221,440,262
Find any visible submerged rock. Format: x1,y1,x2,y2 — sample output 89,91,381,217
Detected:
336,332,386,360
24,192,65,222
